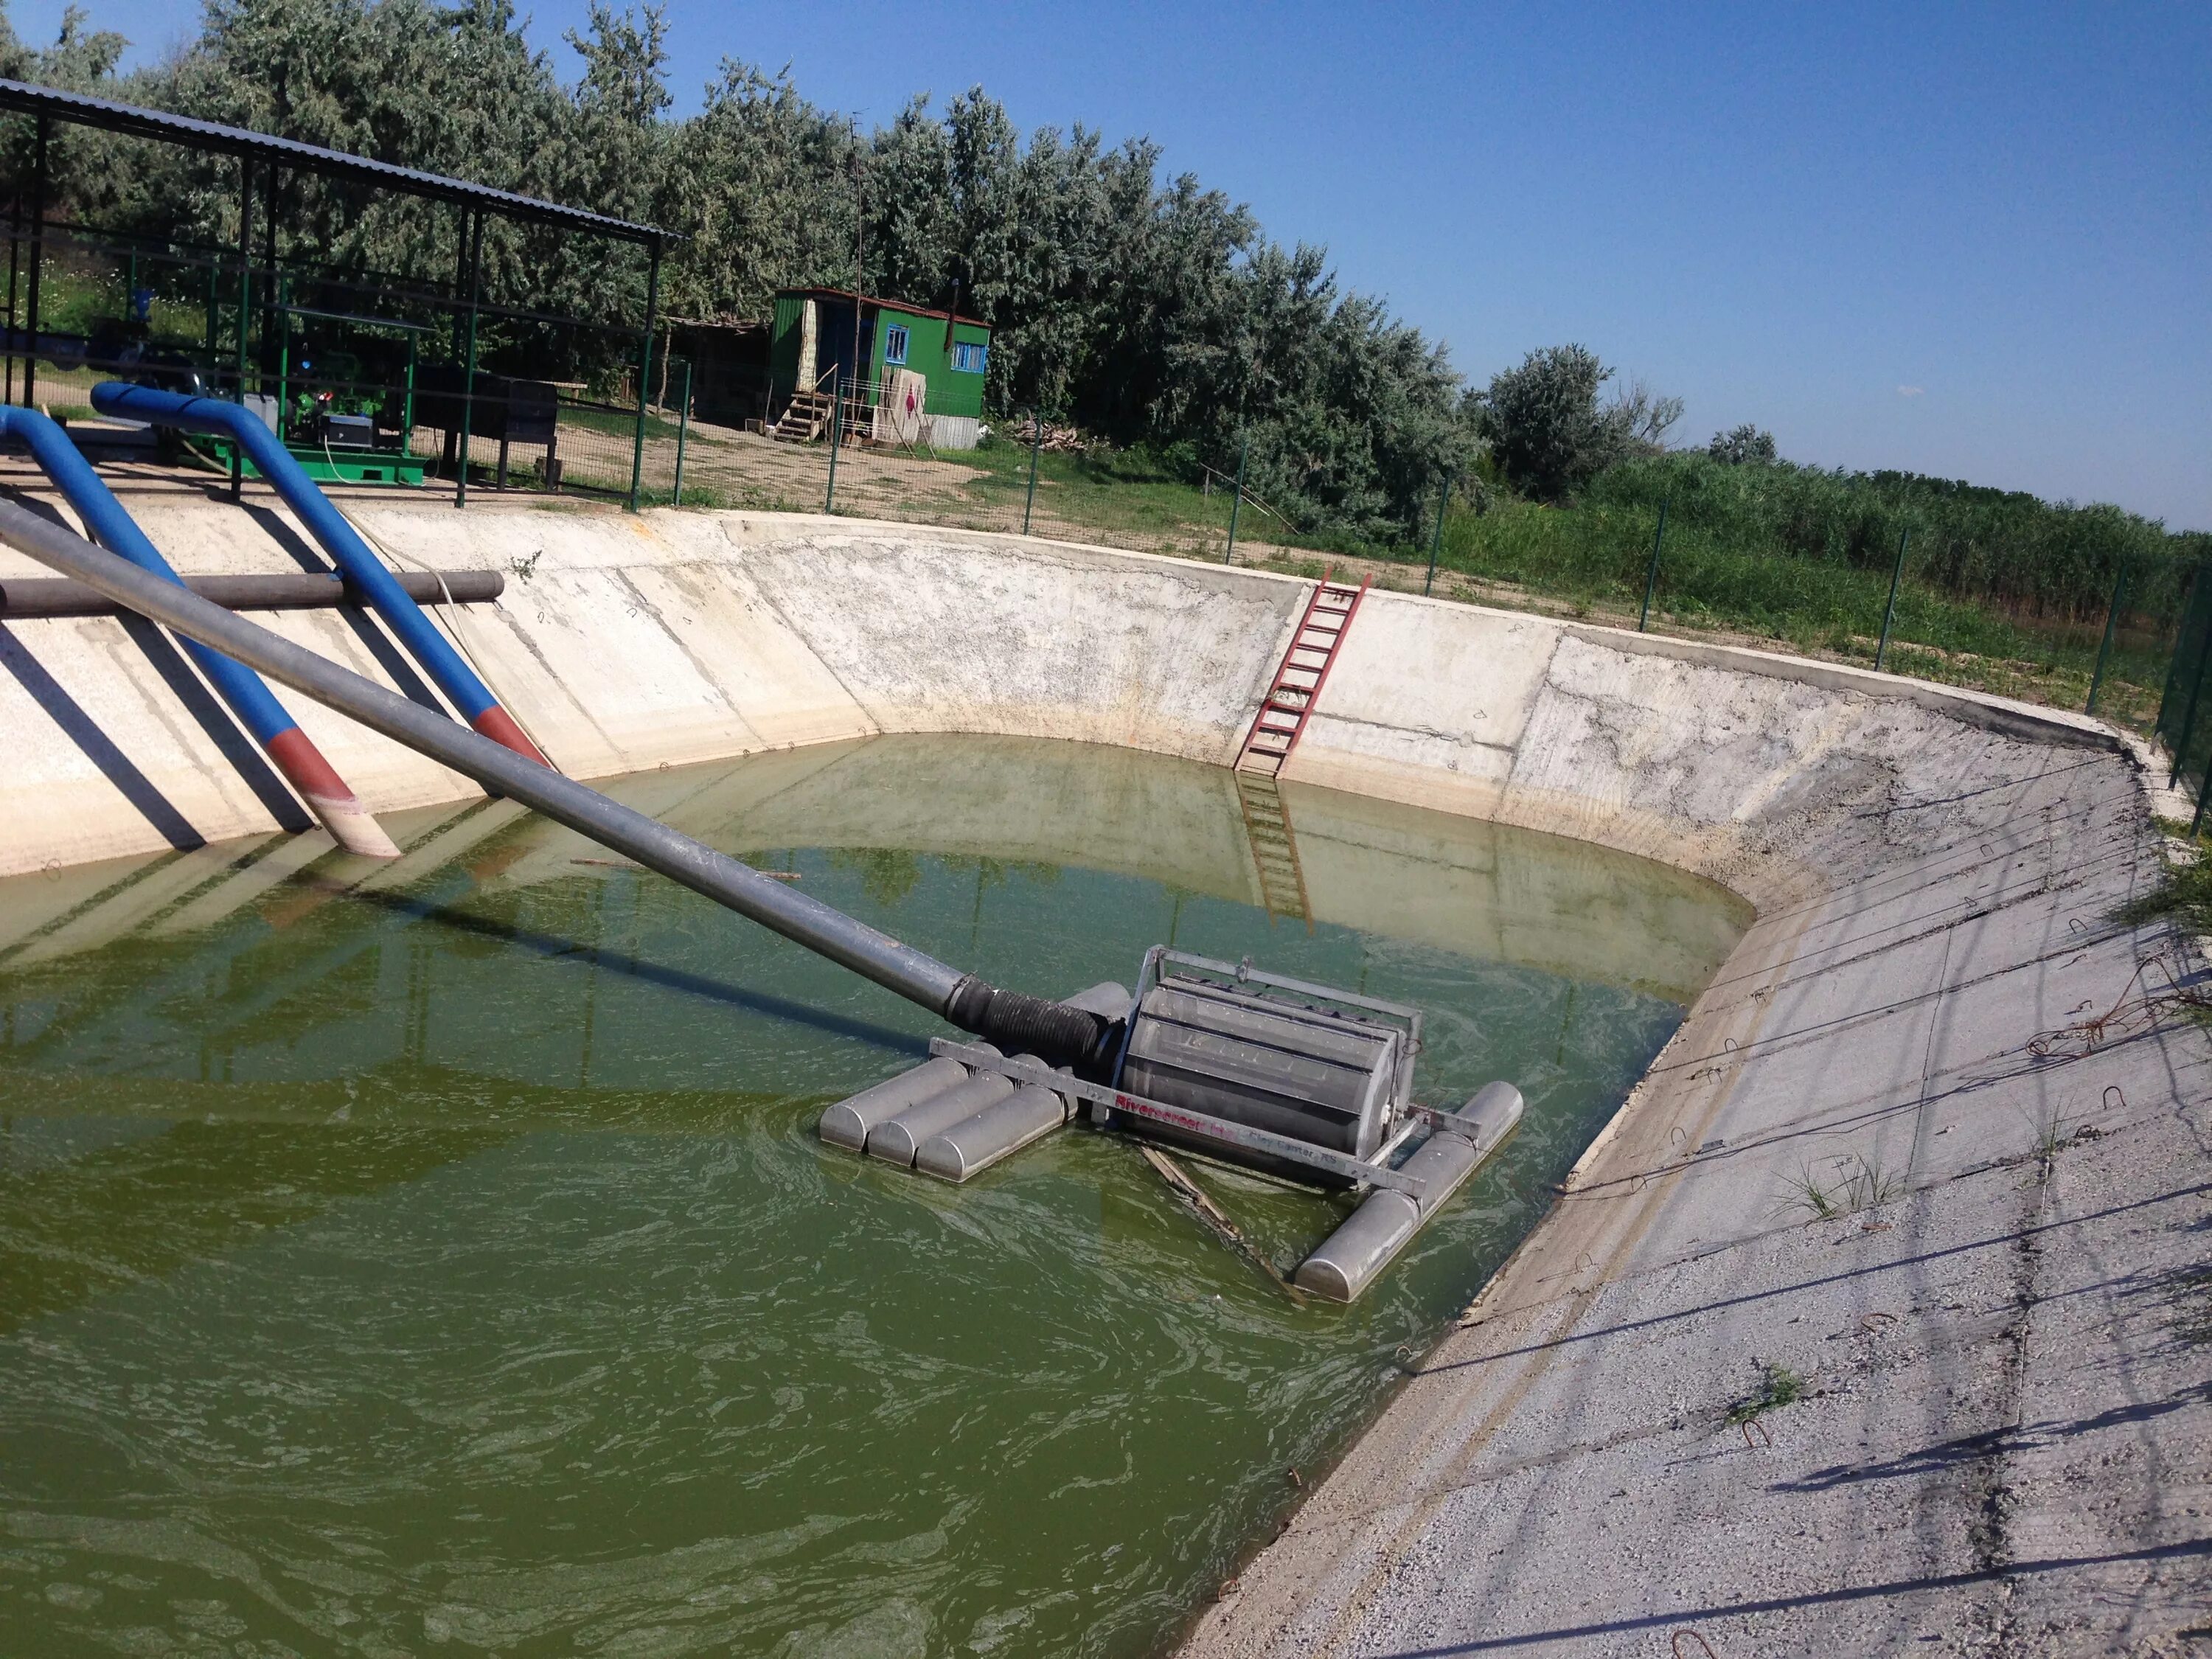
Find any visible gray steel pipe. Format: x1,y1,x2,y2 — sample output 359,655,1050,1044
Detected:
0,498,969,1015
0,568,504,618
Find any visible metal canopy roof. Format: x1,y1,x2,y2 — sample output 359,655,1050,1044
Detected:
778,286,988,330
0,80,664,246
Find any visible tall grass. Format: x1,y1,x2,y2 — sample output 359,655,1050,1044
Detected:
1584,453,2200,622
1407,453,2208,730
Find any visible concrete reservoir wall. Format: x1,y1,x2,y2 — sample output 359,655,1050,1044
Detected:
1,493,2202,1656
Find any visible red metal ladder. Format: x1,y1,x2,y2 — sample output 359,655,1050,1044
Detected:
1233,570,1369,777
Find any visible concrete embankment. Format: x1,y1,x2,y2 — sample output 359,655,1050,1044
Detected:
1,488,2204,1652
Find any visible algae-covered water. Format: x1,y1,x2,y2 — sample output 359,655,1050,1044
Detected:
0,735,1747,1657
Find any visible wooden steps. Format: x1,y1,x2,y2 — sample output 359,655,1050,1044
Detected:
771,388,830,442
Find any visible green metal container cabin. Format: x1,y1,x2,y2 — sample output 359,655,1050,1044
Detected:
768,288,992,448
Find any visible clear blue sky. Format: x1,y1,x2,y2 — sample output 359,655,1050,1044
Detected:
18,0,2209,529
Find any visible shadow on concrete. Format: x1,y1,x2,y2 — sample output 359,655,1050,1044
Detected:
1,487,319,835
1409,1180,2212,1378
114,614,312,832
1379,1537,2212,1655
237,501,457,717
0,622,204,851
1771,1381,2212,1493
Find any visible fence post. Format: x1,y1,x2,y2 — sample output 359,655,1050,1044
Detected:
1023,408,1041,535
2168,625,2211,790
824,375,841,514
671,358,692,507
24,116,45,414
1638,495,1669,632
4,192,16,406
2195,749,2210,838
2085,560,2129,716
627,235,661,514
1224,431,1248,564
1875,526,1911,672
1423,473,1451,597
230,148,249,501
455,207,482,509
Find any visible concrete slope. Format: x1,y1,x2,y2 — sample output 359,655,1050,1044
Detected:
1186,614,2211,1652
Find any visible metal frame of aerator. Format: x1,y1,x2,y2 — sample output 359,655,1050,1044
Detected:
929,947,1461,1200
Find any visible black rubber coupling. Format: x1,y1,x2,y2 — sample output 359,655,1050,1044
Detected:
945,975,1123,1077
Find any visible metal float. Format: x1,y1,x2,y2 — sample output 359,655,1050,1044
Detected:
822,949,1522,1301
0,498,1519,1303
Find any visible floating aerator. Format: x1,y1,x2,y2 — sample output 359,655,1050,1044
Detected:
821,949,1521,1301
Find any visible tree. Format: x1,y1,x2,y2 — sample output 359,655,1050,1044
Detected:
1478,344,1615,502
1,1,1481,537
1708,423,1778,465
1606,378,1683,455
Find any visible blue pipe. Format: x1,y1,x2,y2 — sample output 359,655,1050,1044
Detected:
0,404,397,857
90,381,547,765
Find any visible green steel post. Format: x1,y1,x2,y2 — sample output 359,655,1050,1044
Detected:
1875,526,1911,672
454,209,481,509
1023,408,1041,535
2085,560,2129,716
274,274,288,443
23,116,44,411
824,375,841,513
671,357,691,506
231,152,251,501
1423,473,1450,596
1638,496,1669,631
1224,431,1248,564
627,235,661,513
6,181,18,405
2168,624,2211,790
403,335,416,453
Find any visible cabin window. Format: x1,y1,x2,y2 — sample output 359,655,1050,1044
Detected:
883,324,909,366
953,341,987,374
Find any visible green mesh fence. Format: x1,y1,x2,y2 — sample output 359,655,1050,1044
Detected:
2154,564,2212,813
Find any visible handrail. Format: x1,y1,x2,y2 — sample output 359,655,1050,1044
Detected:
89,380,549,766
0,405,397,858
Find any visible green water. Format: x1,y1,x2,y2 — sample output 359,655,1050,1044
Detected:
0,735,1747,1657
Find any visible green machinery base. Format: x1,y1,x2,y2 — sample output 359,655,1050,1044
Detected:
210,439,428,488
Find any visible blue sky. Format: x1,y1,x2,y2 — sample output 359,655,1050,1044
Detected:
18,1,2208,529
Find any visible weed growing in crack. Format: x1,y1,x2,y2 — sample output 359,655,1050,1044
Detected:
1727,1360,1805,1427
1778,1153,1907,1221
2115,835,2212,953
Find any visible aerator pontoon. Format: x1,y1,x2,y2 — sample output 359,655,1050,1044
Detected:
0,497,1519,1303
822,945,1520,1300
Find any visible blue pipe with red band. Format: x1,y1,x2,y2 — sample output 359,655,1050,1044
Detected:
0,403,397,857
90,380,549,766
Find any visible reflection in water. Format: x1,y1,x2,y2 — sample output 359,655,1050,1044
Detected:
0,734,1748,1657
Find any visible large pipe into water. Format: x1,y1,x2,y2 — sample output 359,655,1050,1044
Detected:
0,498,1117,1065
90,382,549,767
0,406,398,859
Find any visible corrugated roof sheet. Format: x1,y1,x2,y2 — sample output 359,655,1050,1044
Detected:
0,80,663,245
